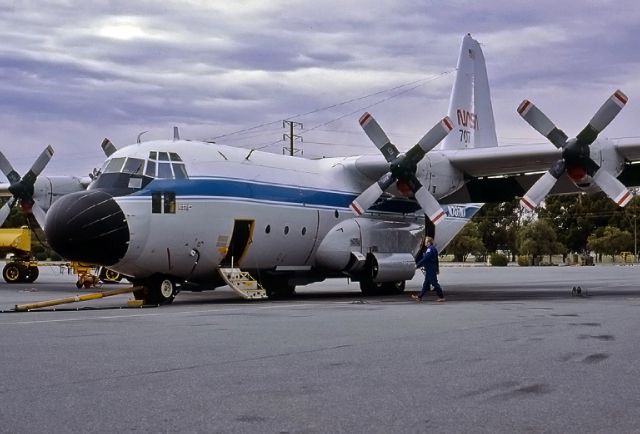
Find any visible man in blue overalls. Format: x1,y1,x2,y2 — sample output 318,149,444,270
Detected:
412,236,445,302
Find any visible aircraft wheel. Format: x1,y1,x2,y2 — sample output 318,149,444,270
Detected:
261,278,296,298
3,263,22,283
23,266,39,283
359,279,405,295
359,278,384,295
141,276,177,305
385,280,406,294
99,267,122,283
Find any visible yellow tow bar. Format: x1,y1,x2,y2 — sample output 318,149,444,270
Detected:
14,286,143,312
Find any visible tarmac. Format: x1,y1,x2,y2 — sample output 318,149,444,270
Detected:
0,264,639,433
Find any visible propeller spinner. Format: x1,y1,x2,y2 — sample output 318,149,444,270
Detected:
350,113,453,224
517,90,631,210
0,146,54,229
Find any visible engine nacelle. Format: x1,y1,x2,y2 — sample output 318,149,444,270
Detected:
33,176,89,211
570,138,628,193
417,151,464,199
315,217,423,274
366,252,416,283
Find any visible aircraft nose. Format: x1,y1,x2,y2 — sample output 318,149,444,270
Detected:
45,190,130,266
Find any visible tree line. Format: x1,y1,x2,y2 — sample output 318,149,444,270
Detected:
444,193,640,264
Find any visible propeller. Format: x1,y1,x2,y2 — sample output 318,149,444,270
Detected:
350,113,453,224
101,138,117,157
0,146,54,229
517,90,631,210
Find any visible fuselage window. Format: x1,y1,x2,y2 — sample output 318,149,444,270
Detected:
128,177,143,189
284,226,289,235
104,157,125,173
302,227,307,236
265,225,271,234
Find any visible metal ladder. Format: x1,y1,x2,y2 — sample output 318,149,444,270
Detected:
218,267,268,300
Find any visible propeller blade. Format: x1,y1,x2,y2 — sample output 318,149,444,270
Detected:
404,116,455,164
0,197,16,227
576,90,628,145
31,203,47,230
22,146,54,185
101,138,117,157
416,116,454,153
517,100,568,148
592,167,632,207
413,186,446,225
358,112,399,162
350,172,395,215
520,160,566,210
0,150,21,184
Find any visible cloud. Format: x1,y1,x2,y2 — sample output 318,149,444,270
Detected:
0,0,638,174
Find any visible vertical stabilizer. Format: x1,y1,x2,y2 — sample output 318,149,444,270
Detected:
440,34,498,149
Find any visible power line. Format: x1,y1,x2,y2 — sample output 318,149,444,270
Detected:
208,68,455,141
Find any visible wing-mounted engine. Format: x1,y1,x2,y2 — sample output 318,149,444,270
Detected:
350,112,454,224
0,147,54,229
315,217,422,283
517,90,632,209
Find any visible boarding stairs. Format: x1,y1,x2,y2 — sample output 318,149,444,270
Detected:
218,267,268,300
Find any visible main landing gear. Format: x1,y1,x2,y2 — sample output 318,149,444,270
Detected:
359,278,406,296
133,275,179,305
259,277,296,298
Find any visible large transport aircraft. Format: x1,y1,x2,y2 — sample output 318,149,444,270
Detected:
2,34,640,304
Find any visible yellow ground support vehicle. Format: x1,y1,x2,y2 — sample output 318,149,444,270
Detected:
1,227,39,283
68,262,124,288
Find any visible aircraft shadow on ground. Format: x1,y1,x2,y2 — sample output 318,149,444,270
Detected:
6,286,640,313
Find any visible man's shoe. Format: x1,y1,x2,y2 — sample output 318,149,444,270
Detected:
411,295,422,302
436,298,446,302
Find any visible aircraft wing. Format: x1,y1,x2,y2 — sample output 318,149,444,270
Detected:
443,139,640,204
613,138,640,162
446,143,560,178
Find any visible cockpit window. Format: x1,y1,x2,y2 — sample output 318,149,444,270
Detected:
104,157,125,173
173,163,188,179
91,151,187,192
145,160,156,177
122,158,144,175
157,162,173,178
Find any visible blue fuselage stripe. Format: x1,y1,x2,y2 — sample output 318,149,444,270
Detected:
129,178,422,213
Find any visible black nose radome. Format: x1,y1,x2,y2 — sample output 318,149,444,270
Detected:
45,190,129,266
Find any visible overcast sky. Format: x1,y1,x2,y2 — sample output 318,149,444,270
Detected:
1,0,639,176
